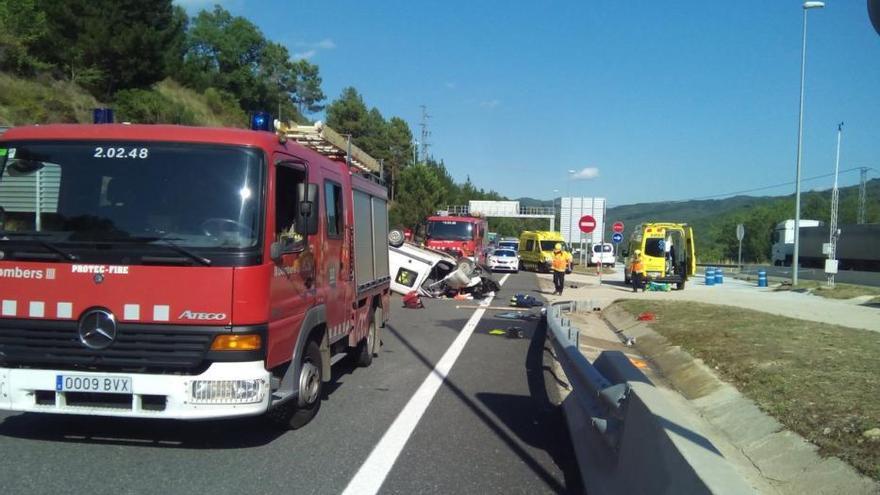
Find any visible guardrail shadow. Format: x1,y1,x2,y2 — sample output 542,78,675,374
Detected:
385,321,583,494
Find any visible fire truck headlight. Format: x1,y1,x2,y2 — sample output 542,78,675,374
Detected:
191,379,265,404
211,334,262,351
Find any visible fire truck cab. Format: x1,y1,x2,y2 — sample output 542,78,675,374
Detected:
0,119,391,429
424,214,489,263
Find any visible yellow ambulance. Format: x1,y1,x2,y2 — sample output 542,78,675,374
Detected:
518,231,568,272
623,223,696,290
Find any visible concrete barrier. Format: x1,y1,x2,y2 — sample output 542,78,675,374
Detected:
546,300,753,494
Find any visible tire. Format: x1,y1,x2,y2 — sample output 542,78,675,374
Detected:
388,229,405,247
355,311,376,367
675,279,685,291
270,339,323,430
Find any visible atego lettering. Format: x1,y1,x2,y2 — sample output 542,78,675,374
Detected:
178,310,227,321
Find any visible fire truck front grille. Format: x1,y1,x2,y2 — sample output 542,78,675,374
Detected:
0,322,216,373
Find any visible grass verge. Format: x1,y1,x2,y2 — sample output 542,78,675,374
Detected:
774,280,880,300
617,299,880,481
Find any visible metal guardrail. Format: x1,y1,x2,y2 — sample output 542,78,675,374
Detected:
546,300,629,450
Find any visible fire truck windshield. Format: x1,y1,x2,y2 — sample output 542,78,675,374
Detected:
0,142,263,252
426,220,474,241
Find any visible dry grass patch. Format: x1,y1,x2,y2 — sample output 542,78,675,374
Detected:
775,280,880,300
617,299,880,480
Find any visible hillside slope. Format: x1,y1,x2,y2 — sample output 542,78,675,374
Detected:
0,74,247,128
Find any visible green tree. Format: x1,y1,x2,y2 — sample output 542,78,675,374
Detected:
182,6,266,109
34,0,185,97
325,87,370,138
0,0,49,74
391,164,447,232
291,59,325,115
384,117,414,200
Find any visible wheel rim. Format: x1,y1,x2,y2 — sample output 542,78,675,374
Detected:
367,322,376,354
299,361,320,405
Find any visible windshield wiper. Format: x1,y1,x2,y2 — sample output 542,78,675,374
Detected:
120,236,212,266
0,232,78,261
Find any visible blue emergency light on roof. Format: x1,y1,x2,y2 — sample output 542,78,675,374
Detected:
251,111,272,132
93,108,114,124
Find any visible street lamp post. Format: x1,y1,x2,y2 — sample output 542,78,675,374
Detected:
792,0,825,286
552,188,560,231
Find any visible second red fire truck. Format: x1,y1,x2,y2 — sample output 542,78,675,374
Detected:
424,214,489,263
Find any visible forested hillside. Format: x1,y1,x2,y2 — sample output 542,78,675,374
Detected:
0,0,518,233
607,179,879,262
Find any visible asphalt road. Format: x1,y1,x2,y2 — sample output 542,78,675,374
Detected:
0,272,580,494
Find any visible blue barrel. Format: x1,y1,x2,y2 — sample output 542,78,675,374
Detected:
705,267,715,286
757,270,767,287
715,268,724,284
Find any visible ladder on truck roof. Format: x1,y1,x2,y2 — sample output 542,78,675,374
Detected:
282,121,381,175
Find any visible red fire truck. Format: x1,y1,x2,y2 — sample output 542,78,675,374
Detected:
0,117,391,429
424,214,489,263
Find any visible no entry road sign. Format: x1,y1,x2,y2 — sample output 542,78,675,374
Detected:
612,221,624,233
579,215,596,234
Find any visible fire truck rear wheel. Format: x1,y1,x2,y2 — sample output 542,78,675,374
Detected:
355,311,377,367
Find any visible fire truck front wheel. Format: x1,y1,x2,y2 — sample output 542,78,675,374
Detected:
270,339,323,429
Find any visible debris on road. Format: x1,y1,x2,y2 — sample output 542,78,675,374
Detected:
509,293,542,307
495,311,540,320
637,312,656,321
402,291,424,309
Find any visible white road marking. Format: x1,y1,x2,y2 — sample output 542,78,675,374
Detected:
342,273,511,495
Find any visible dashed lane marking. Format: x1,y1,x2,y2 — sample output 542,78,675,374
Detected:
342,273,511,495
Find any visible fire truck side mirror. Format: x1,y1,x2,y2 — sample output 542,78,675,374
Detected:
270,242,283,261
296,183,319,235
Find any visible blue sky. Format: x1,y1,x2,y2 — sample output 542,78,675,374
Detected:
178,1,880,206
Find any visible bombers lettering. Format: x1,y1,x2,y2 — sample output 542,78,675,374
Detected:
0,266,46,279
71,265,129,275
178,310,227,321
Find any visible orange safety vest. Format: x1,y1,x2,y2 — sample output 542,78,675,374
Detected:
631,259,645,274
551,251,570,272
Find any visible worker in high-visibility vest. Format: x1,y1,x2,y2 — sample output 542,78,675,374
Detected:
551,243,573,295
630,250,646,292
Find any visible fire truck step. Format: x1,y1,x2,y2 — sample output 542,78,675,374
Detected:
330,352,348,366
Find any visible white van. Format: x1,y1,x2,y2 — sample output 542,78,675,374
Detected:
389,242,457,295
589,243,615,266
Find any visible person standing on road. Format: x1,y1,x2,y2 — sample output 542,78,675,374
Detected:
551,243,573,295
630,250,646,292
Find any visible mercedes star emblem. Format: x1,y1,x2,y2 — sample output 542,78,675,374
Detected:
78,309,118,350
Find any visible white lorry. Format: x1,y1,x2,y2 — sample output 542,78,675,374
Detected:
770,219,822,266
